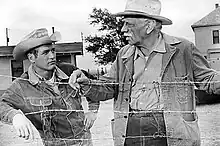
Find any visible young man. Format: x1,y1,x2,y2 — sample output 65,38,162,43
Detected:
69,0,220,146
0,28,99,146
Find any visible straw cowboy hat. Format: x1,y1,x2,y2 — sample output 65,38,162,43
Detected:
13,28,61,61
114,0,172,25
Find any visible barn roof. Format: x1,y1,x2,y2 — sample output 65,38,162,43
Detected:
0,42,83,57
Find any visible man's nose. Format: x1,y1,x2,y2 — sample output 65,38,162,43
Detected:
121,23,128,33
48,51,56,58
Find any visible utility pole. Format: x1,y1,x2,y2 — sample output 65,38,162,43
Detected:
52,27,55,45
52,27,55,33
6,28,9,46
81,32,84,55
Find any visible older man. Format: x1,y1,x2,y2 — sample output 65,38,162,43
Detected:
0,28,99,146
69,0,220,146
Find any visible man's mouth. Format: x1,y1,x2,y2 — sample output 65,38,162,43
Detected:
48,61,56,65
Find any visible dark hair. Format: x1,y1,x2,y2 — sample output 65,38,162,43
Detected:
26,48,38,58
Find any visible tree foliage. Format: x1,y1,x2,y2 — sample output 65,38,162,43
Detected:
85,8,127,65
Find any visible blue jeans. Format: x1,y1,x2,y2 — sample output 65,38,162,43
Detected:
124,111,167,146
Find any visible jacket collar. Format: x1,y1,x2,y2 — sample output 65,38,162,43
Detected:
121,32,181,60
28,64,69,85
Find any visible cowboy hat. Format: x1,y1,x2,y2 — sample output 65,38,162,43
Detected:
114,0,172,25
13,28,61,61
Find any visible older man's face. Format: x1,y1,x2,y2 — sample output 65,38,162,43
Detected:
121,17,152,45
31,44,56,71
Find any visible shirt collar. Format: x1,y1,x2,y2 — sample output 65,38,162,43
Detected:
122,32,181,60
28,64,69,85
134,33,165,59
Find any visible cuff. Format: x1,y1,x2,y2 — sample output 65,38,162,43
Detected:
5,109,23,124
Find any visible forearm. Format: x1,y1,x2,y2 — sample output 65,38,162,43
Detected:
84,79,118,102
0,101,22,124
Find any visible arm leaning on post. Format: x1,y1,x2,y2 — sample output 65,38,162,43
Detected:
69,67,118,102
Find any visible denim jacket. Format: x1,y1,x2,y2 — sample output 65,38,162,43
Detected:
83,33,220,146
0,63,99,146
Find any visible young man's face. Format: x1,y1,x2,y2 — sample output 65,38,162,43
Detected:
121,17,154,45
30,44,56,71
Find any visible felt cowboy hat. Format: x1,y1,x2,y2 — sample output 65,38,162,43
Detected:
114,0,172,25
13,28,61,61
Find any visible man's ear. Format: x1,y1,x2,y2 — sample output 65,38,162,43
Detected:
27,53,35,63
145,19,156,34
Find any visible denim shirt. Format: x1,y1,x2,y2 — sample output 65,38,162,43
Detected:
0,63,99,145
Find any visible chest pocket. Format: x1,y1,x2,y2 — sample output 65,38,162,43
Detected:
174,75,192,104
24,96,53,113
29,97,53,107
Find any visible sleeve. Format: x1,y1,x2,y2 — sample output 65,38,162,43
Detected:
191,44,220,94
81,70,101,112
0,81,24,124
83,57,119,101
86,97,100,112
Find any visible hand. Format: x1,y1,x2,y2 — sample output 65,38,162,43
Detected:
69,69,90,92
84,111,98,130
12,113,36,140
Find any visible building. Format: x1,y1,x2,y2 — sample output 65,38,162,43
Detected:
191,4,220,69
0,42,83,92
192,4,220,104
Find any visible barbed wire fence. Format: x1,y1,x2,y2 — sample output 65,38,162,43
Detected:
0,74,220,146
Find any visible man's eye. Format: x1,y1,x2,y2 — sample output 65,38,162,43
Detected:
43,50,50,55
126,22,135,27
51,48,55,53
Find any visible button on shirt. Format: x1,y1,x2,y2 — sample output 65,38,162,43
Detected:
130,34,166,110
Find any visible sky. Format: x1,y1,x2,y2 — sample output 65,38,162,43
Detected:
0,0,220,70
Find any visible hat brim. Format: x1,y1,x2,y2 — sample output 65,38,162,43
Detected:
114,10,172,25
13,32,61,61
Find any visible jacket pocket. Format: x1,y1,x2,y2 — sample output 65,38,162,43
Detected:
174,75,192,104
29,96,53,107
177,115,200,145
166,114,200,146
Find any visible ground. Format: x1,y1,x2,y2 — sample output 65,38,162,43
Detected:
1,99,220,146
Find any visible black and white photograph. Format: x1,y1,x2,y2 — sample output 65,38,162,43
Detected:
0,0,220,145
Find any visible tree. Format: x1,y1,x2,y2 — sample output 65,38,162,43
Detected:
85,8,127,65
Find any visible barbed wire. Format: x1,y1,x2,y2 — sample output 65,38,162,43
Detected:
0,73,218,85
24,108,220,116
1,73,220,145
7,134,220,143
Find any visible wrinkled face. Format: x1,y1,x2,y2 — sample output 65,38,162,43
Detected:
121,17,155,45
28,44,56,71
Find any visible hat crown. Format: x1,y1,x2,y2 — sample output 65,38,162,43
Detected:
21,28,49,41
13,28,61,61
125,0,161,16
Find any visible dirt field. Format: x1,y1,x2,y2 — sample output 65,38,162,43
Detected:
1,99,220,146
